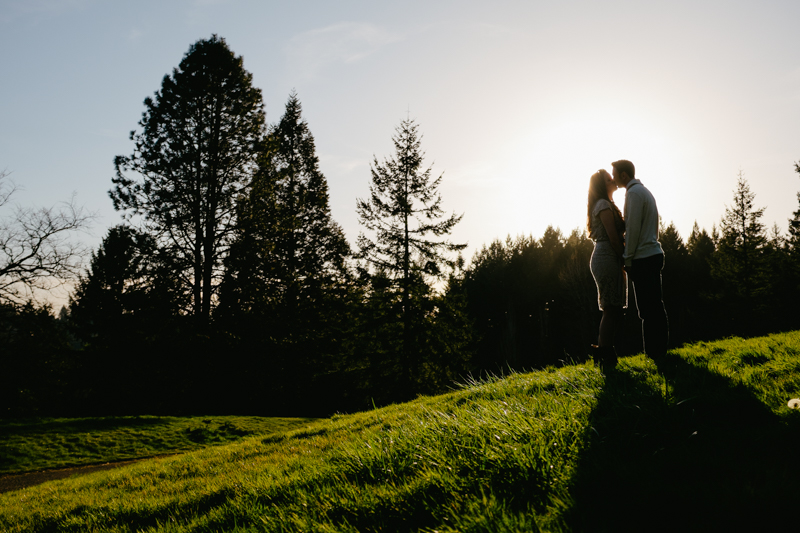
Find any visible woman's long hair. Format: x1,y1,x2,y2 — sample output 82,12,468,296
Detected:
586,169,623,238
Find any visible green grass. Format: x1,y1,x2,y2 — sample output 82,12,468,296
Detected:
2,331,800,532
0,416,316,475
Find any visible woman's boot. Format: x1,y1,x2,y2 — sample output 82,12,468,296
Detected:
589,344,599,362
593,346,618,369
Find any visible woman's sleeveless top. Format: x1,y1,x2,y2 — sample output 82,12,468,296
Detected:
590,199,624,242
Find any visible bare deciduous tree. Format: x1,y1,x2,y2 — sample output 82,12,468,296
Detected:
0,170,94,304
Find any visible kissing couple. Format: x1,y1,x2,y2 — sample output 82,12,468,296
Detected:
586,160,669,369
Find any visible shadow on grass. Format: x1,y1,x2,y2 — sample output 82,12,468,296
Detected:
567,352,800,532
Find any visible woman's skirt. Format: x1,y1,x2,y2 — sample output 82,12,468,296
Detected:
590,241,627,311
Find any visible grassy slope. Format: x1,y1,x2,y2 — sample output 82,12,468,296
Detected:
0,417,316,475
569,332,800,532
2,332,800,532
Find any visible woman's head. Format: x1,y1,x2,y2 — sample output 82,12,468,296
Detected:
587,169,621,235
589,169,616,204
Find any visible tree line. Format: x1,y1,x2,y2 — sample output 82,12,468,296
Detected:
3,36,800,417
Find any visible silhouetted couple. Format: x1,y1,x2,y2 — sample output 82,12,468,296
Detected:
587,160,668,368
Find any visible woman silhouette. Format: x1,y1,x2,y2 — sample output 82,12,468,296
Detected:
587,169,627,367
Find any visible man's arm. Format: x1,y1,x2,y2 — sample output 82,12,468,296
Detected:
623,189,644,267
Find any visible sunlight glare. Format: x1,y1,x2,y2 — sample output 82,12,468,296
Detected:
500,109,682,238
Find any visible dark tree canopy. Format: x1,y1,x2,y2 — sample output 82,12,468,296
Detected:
110,35,266,324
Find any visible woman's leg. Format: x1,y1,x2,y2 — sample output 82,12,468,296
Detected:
598,305,622,347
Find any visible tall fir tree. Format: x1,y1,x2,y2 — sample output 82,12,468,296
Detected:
356,118,465,383
220,92,351,386
712,171,767,331
110,35,266,325
780,160,800,323
788,161,800,256
259,92,350,308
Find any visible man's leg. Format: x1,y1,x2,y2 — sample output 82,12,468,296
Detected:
631,254,669,359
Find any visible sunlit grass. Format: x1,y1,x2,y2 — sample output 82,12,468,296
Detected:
0,416,316,475
670,331,800,416
0,366,603,532
2,331,800,532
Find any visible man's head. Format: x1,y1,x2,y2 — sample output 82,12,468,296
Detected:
611,160,635,187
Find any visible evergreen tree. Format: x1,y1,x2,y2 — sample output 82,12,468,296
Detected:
659,222,688,263
463,236,521,370
219,92,352,395
70,225,180,340
712,171,767,331
787,161,800,256
687,221,716,265
419,266,475,393
659,222,690,343
764,224,791,302
558,229,598,357
356,118,465,382
686,221,718,334
0,301,80,416
110,35,266,325
69,226,184,414
779,162,800,306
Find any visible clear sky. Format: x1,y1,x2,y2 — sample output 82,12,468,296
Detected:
3,0,800,294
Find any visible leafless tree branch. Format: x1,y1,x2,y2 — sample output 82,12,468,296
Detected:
0,170,95,304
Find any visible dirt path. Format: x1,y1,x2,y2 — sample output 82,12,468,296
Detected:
0,455,175,494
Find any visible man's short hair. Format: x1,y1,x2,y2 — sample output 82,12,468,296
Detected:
612,160,635,179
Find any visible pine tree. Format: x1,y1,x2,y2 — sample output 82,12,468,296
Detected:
779,161,800,325
260,92,350,306
712,171,767,329
110,35,266,325
687,221,716,262
687,221,716,295
70,225,181,346
788,161,800,256
69,226,185,413
657,222,692,343
220,92,351,374
356,118,465,381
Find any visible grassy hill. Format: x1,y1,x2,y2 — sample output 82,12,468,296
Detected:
2,332,800,532
0,416,317,476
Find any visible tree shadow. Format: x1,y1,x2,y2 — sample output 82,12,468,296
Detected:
567,351,800,532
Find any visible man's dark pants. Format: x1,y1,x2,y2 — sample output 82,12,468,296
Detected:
629,253,669,359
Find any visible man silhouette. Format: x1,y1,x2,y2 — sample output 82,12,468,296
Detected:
612,160,669,359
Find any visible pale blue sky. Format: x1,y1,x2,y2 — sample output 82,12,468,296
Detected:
3,0,800,294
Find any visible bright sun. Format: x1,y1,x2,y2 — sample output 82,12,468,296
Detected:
497,109,686,238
